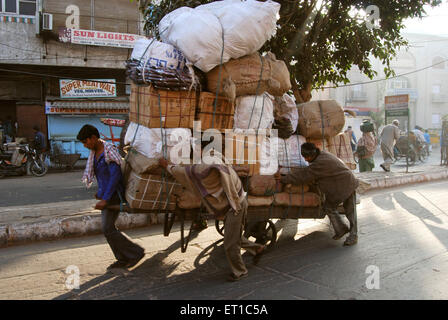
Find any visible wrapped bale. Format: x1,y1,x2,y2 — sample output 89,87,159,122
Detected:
275,135,308,169
124,122,191,164
207,52,291,100
327,132,357,170
248,175,281,196
233,93,274,130
177,189,202,209
306,137,329,152
129,84,196,129
297,100,345,139
272,93,299,139
274,192,320,207
125,171,182,210
197,92,234,131
224,132,278,176
159,1,280,72
248,195,274,207
283,184,310,194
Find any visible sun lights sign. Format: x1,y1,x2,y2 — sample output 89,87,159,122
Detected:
59,79,116,98
58,28,145,48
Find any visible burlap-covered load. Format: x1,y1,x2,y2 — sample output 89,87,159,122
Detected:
297,100,345,139
248,175,281,196
125,171,182,211
274,192,320,207
275,135,308,169
197,92,234,131
248,195,274,207
176,189,202,209
327,132,356,170
306,137,329,152
283,184,310,194
129,84,196,129
206,52,291,101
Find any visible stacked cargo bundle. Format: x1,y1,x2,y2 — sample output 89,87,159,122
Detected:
296,100,356,170
122,0,345,211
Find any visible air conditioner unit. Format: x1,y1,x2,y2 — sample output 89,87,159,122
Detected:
42,13,53,31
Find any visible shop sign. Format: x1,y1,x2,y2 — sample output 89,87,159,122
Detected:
58,27,145,48
385,94,409,117
60,79,116,98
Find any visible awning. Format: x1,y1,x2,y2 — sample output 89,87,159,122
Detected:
45,99,129,114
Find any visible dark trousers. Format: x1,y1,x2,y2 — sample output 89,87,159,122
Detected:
101,195,144,262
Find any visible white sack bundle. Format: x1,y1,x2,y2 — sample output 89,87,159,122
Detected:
124,122,191,164
130,38,186,71
159,0,280,72
233,93,274,130
274,135,308,169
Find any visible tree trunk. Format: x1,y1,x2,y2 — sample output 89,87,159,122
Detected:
292,82,313,104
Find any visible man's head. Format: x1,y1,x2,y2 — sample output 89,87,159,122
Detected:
392,119,400,127
77,124,100,150
301,142,320,162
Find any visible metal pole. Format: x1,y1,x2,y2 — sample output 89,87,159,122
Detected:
406,111,409,173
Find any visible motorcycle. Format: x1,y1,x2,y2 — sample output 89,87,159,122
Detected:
0,144,48,178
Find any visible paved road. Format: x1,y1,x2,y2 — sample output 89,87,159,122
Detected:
0,179,446,300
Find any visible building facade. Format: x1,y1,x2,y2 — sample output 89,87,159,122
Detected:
312,33,448,138
0,0,143,158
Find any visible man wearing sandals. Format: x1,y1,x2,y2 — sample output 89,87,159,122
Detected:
159,159,265,282
276,142,359,246
77,125,145,271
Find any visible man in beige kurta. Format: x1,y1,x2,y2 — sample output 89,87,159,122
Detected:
159,159,264,281
380,120,401,172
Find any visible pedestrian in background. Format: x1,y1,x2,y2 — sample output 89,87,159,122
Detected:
380,119,401,172
32,125,47,160
424,129,432,153
345,126,357,152
355,130,377,172
77,124,145,271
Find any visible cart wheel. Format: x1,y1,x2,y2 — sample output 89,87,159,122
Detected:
244,220,277,248
215,219,225,237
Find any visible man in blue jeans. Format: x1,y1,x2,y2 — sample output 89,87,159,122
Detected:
77,124,145,270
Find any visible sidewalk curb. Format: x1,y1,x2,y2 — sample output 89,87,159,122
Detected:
1,169,447,248
358,169,448,192
0,211,166,248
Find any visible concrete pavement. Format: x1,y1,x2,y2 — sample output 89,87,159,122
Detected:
0,180,447,300
0,148,447,248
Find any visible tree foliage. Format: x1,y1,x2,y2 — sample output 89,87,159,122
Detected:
138,0,442,102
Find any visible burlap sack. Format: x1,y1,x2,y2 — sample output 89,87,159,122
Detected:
248,195,274,207
248,175,281,196
297,100,345,139
274,192,320,207
283,184,310,194
327,132,357,170
177,189,202,209
206,52,291,100
125,147,159,174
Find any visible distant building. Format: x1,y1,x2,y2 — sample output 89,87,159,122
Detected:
0,0,143,157
312,33,448,134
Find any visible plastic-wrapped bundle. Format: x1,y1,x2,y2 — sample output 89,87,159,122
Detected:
233,93,274,130
273,94,299,139
275,135,308,169
124,122,191,164
126,59,203,91
159,0,280,72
